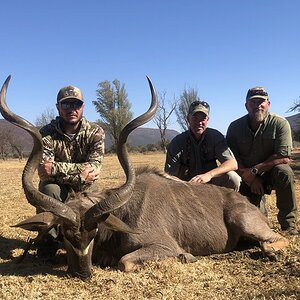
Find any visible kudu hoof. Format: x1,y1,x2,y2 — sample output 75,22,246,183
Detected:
261,235,289,258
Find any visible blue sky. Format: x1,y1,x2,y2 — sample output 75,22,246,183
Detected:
1,0,300,134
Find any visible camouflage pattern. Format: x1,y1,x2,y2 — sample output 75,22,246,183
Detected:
39,117,105,191
57,85,84,103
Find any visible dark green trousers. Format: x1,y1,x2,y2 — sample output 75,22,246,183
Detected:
239,164,298,230
38,181,99,202
38,181,99,238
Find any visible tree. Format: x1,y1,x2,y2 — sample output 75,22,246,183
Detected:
153,91,176,153
35,107,56,128
0,122,25,160
288,98,300,142
0,125,11,159
288,98,300,113
8,135,25,160
93,79,133,151
175,87,201,132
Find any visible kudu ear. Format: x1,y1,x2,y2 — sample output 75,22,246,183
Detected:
103,214,141,234
11,212,60,232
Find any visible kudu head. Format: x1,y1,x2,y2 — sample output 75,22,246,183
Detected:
0,75,158,279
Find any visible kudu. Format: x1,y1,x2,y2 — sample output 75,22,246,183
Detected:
0,76,288,279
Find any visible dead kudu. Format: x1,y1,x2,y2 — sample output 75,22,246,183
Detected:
0,76,288,279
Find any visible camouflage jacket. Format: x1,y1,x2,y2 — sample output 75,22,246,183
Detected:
39,117,105,191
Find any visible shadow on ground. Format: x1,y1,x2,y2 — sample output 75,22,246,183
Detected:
0,235,67,277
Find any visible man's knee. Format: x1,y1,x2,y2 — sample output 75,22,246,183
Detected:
39,182,62,200
271,164,295,187
212,171,241,191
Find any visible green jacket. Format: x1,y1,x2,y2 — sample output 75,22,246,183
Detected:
39,117,105,191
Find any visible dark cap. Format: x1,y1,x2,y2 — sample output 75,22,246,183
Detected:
246,87,269,102
188,101,210,116
57,86,84,103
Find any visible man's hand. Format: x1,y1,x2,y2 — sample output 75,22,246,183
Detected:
240,168,256,186
189,172,213,184
240,167,264,195
38,161,53,181
80,165,100,183
250,177,264,195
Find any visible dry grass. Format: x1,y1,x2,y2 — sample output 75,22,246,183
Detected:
0,151,299,300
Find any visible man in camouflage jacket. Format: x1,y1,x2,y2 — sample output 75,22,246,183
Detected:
38,85,105,198
36,85,105,259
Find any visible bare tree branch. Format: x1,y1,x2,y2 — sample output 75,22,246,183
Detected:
287,98,300,113
175,87,201,132
153,91,176,153
35,107,56,128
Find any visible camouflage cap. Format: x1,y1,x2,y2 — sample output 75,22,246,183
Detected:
188,101,210,116
246,87,269,102
57,86,84,103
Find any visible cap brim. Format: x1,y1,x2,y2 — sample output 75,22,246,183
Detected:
58,96,84,103
191,108,209,116
247,95,268,101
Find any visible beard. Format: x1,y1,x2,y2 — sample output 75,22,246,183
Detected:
253,110,267,122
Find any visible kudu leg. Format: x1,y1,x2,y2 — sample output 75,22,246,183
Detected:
118,240,192,272
226,202,289,257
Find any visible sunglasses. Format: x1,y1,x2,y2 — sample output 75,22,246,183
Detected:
60,100,83,110
190,101,210,109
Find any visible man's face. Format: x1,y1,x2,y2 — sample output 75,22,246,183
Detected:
246,97,270,122
56,99,84,125
188,112,209,140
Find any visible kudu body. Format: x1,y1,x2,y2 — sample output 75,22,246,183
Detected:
0,76,288,279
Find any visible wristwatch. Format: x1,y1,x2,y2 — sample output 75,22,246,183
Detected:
251,167,259,175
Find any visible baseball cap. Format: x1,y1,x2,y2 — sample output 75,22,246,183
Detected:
57,86,84,103
246,87,269,102
188,101,210,116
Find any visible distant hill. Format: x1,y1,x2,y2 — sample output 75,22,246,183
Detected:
0,119,33,155
286,113,300,143
286,113,300,132
0,119,179,155
106,127,179,148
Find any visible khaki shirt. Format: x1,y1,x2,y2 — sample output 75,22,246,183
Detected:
165,128,235,181
40,117,105,191
226,112,292,168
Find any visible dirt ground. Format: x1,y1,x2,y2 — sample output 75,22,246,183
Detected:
0,152,299,300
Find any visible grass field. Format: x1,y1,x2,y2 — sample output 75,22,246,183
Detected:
0,152,299,300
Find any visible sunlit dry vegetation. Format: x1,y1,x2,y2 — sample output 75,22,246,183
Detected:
0,151,299,299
